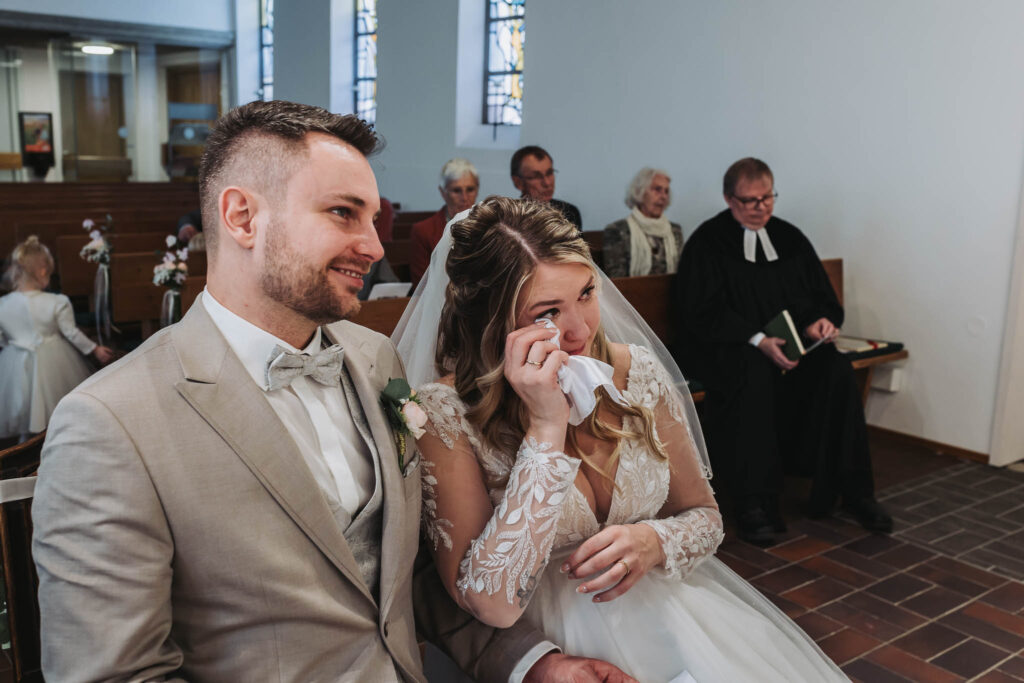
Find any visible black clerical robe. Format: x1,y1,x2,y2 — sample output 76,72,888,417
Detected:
673,209,873,513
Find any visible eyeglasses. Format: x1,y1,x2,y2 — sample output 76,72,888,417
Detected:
516,169,557,183
731,192,778,208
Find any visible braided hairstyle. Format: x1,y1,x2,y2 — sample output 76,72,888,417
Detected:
435,196,666,484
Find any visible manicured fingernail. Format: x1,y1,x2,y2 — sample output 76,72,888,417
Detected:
577,585,588,593
560,563,570,573
592,596,601,603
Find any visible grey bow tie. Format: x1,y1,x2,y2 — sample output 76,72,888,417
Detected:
265,343,345,391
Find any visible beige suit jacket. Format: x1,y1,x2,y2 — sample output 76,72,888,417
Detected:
32,303,544,682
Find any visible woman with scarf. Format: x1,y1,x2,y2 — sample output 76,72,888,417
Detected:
602,168,683,278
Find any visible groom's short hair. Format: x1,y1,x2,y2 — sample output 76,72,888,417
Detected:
198,100,381,254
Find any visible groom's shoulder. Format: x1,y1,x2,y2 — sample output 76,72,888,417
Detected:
73,327,182,401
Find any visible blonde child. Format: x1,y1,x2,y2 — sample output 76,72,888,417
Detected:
0,236,113,440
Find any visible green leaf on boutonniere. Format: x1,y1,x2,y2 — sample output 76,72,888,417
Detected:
381,377,413,404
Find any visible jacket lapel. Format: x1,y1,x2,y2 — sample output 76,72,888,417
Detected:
325,324,410,616
170,304,375,605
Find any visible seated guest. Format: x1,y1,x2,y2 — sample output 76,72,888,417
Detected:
510,145,582,230
409,159,479,287
177,209,203,244
673,157,891,545
375,196,395,242
602,167,683,278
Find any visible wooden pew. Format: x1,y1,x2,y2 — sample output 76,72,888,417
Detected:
113,276,205,338
57,233,177,299
0,432,44,683
346,259,906,407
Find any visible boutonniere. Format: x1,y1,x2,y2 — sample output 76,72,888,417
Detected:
380,378,428,469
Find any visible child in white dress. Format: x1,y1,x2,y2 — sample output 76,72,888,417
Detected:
0,236,113,440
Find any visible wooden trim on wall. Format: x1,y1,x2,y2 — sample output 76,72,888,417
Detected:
868,425,988,464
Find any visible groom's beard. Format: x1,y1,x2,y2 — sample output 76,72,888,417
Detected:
259,218,364,324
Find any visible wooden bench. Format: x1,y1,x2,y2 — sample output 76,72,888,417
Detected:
0,432,44,683
347,258,906,406
56,233,177,299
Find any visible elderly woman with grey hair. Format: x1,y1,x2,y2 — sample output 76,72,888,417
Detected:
410,158,480,287
602,168,683,278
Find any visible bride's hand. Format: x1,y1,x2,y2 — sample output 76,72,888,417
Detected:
561,523,665,602
504,323,571,437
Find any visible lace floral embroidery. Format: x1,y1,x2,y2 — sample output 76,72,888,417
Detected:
456,437,580,605
639,508,724,579
420,458,453,551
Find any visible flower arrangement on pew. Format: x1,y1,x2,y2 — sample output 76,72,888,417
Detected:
79,215,112,265
153,235,189,326
80,215,114,344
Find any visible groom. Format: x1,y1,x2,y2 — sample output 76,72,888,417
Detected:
32,101,633,682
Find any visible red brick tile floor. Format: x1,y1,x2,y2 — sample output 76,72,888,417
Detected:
719,431,1024,681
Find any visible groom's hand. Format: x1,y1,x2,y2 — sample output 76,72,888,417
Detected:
524,653,639,683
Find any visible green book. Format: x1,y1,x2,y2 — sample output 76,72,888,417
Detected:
763,309,807,362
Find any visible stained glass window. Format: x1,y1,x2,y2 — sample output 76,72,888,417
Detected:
354,0,378,124
259,0,274,101
484,0,524,125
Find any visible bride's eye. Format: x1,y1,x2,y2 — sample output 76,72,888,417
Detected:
539,308,559,320
579,285,596,300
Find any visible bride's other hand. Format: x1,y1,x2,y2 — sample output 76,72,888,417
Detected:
562,523,665,602
524,653,639,683
504,324,571,440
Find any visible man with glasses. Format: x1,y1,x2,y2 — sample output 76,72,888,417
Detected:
510,145,583,230
673,157,891,546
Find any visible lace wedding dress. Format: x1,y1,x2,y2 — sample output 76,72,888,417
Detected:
418,345,846,683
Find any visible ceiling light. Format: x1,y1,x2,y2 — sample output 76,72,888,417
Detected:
81,45,114,56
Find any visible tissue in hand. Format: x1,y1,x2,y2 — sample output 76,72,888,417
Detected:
535,318,628,425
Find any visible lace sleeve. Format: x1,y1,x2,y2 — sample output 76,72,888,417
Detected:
631,346,724,579
639,508,724,579
456,437,579,612
415,385,581,627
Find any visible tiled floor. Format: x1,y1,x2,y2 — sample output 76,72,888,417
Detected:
720,435,1024,682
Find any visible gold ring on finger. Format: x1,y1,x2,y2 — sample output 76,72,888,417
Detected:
526,360,543,367
617,559,631,576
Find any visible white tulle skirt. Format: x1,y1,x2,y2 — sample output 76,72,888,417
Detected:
0,337,92,437
523,549,847,683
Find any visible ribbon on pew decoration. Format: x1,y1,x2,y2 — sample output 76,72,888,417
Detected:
93,263,113,346
160,289,181,328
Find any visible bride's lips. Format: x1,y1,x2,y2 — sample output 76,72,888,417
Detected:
564,346,585,355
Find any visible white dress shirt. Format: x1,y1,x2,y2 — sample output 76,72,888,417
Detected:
201,290,374,527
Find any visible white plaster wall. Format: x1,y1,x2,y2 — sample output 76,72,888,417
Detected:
0,0,233,32
372,0,520,212
523,0,1024,455
16,44,62,181
372,0,1024,454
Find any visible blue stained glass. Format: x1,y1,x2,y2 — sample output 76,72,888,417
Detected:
354,0,378,124
484,0,524,125
259,0,275,101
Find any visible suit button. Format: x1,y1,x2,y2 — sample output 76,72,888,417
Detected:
383,621,390,638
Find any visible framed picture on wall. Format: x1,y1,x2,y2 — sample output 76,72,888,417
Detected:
18,111,56,170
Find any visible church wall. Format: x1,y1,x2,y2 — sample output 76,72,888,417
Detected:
372,0,1024,455
0,0,234,33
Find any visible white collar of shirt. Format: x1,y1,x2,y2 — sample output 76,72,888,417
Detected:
742,226,779,263
201,289,322,391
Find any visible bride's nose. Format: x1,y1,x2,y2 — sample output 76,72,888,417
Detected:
560,309,590,345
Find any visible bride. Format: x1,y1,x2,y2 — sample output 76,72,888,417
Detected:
394,197,847,682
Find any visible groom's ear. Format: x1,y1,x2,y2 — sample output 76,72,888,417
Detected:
219,186,260,250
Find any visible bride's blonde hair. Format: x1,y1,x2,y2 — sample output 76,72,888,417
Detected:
3,235,53,291
435,196,667,484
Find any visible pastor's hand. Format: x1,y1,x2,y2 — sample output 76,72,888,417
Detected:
804,317,839,342
757,336,798,371
524,653,640,683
